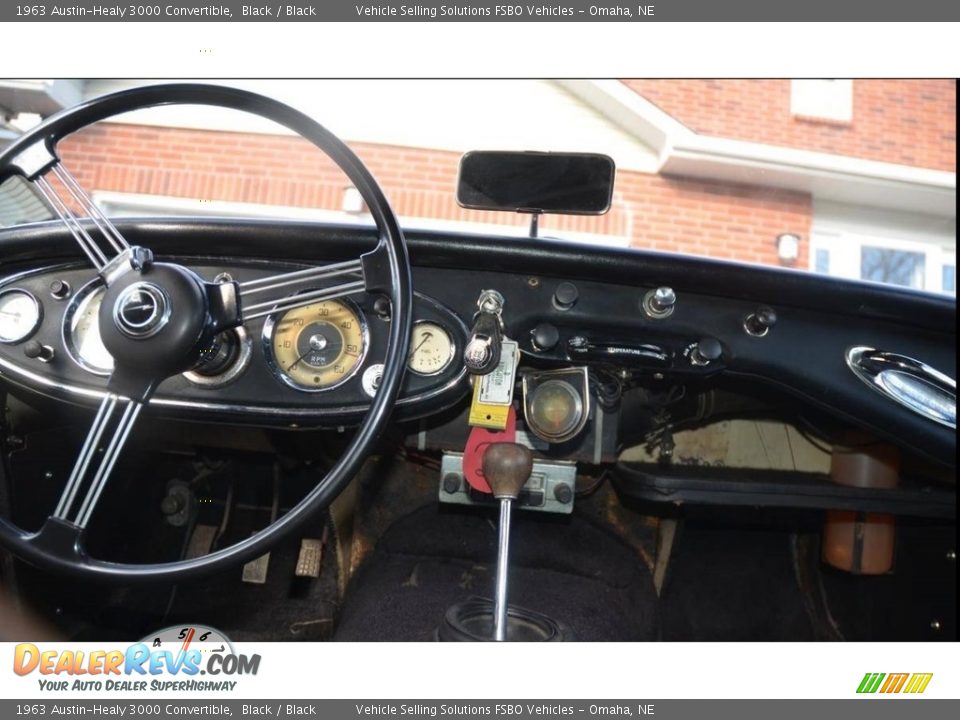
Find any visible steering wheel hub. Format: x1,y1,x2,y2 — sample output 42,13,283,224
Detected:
113,282,170,338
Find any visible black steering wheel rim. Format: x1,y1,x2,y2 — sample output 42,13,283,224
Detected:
0,83,413,582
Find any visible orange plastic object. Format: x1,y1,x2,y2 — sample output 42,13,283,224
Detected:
822,434,900,575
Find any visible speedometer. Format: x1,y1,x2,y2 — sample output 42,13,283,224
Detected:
63,280,114,375
264,298,368,391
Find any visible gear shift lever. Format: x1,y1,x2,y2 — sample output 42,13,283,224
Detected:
482,442,533,641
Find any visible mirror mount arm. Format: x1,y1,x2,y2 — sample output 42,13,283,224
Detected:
528,212,540,239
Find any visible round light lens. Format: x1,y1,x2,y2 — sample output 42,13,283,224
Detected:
528,379,583,441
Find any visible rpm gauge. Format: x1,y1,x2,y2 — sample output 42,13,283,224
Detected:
63,280,115,375
265,298,367,391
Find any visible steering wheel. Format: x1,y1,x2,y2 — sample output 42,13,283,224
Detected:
0,84,413,582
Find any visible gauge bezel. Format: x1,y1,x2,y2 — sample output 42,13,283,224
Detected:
0,288,43,345
62,278,114,376
183,326,254,389
408,320,456,377
262,296,370,393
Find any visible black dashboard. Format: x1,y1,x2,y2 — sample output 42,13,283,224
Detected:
0,218,955,467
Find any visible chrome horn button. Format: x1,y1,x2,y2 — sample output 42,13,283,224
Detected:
112,282,170,338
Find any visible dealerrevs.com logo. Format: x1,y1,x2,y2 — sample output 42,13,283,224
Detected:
12,625,260,692
857,673,933,694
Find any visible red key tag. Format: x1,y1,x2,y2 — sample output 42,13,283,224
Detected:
461,405,517,494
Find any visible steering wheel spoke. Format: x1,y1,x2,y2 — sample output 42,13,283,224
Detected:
13,143,131,271
52,393,143,529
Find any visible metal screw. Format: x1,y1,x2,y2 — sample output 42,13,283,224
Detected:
947,550,956,561
442,473,461,494
553,483,573,504
527,277,539,288
43,471,54,480
930,620,942,631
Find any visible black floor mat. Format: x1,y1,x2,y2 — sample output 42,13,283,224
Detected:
659,521,815,641
334,504,659,641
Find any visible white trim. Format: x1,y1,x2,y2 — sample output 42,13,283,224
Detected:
92,191,633,249
560,80,956,217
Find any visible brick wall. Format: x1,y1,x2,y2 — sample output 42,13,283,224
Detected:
622,79,956,172
57,122,811,266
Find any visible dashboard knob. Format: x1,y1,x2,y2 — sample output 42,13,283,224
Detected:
49,279,71,300
643,286,676,318
691,337,722,366
553,282,579,311
23,341,55,363
531,323,560,352
744,305,777,336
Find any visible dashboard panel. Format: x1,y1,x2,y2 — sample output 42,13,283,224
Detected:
0,259,470,424
0,219,955,467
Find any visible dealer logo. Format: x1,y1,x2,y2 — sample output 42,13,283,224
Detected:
13,624,260,692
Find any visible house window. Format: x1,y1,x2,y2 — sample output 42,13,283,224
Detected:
810,232,955,295
943,265,956,295
814,248,830,274
860,246,926,289
790,79,853,122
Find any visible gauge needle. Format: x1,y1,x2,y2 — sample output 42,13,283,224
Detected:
408,331,433,359
287,348,313,372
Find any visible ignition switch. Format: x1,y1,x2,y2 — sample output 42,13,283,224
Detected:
463,289,505,375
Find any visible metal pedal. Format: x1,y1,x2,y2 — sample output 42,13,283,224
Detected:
242,532,270,584
295,538,324,578
184,524,217,560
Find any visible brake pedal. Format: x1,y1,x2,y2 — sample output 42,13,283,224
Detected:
242,532,270,584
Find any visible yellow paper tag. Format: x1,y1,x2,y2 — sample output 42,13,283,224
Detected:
468,379,512,429
468,339,519,430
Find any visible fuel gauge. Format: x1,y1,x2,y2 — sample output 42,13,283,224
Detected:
408,321,455,376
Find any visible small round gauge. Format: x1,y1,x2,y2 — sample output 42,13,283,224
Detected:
407,321,455,376
0,289,42,344
63,281,114,375
265,298,367,391
526,379,585,443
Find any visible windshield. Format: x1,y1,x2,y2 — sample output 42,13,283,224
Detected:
0,79,955,296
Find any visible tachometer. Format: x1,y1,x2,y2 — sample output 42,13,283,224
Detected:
264,298,367,391
63,280,114,375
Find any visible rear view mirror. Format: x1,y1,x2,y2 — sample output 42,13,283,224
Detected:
456,151,615,216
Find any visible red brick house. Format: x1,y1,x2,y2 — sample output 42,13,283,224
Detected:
1,79,955,293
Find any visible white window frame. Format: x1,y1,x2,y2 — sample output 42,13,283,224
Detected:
810,229,956,295
790,79,853,123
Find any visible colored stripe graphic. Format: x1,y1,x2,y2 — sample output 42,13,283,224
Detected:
857,672,932,694
903,673,933,694
857,673,885,693
880,673,909,693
